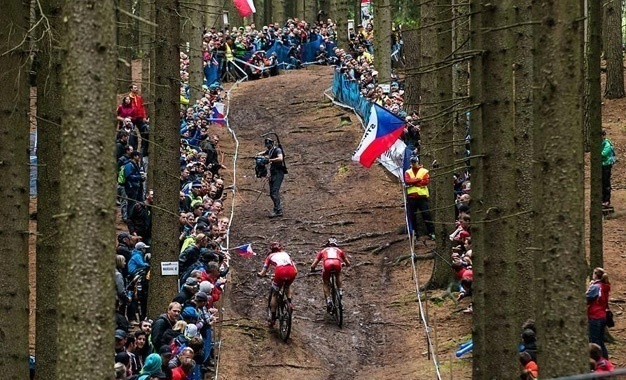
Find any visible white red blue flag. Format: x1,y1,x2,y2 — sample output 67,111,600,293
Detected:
233,0,256,17
209,102,226,125
234,244,256,258
352,104,406,168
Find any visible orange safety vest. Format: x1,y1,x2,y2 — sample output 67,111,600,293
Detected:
406,167,429,197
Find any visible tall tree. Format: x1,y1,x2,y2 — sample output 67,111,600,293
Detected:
181,0,204,102
602,0,624,99
148,0,183,318
35,0,64,378
468,0,485,367
511,0,535,332
470,1,534,376
532,0,588,376
419,0,454,288
0,1,32,378
305,0,317,24
372,0,391,82
55,0,117,378
331,0,349,47
272,0,286,26
117,0,134,93
452,0,470,161
588,0,604,271
403,27,420,112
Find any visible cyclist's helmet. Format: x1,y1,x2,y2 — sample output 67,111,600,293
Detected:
269,241,283,252
325,237,338,247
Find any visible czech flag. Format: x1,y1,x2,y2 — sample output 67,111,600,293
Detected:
233,244,256,258
233,0,256,17
209,102,226,125
352,104,406,168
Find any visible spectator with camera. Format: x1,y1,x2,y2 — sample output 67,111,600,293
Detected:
258,137,287,218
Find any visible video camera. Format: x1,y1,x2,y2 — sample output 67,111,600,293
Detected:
254,155,269,178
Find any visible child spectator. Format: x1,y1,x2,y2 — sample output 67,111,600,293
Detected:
519,351,538,379
590,343,614,373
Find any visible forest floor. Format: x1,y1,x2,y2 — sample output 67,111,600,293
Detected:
25,65,626,379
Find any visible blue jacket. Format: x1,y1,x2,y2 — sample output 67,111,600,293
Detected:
128,249,149,277
123,161,143,192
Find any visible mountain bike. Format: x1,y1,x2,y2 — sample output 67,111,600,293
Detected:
328,270,343,328
267,283,292,342
310,268,343,328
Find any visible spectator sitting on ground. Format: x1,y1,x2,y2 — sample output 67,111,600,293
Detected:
590,343,614,373
519,351,538,379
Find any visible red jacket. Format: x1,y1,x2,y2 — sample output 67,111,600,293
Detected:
129,93,147,119
587,281,610,320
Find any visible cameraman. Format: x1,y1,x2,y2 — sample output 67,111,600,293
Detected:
258,138,286,218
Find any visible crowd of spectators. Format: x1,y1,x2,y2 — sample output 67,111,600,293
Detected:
191,17,339,85
112,23,240,379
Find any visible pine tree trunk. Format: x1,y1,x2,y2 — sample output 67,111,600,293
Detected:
353,0,361,27
265,0,273,25
419,0,453,289
305,0,318,24
589,0,604,271
140,0,156,104
255,0,266,26
148,0,183,319
0,1,32,378
181,0,204,102
272,0,286,26
373,0,391,83
35,0,64,378
470,1,533,376
468,0,485,367
295,0,304,20
532,0,588,376
403,27,420,112
331,0,349,47
117,0,134,93
56,0,117,378
603,0,624,99
430,0,454,288
452,0,469,161
285,0,296,18
511,0,535,332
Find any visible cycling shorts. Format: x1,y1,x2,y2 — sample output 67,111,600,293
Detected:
273,265,297,288
322,259,342,281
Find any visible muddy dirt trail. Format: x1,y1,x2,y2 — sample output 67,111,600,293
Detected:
215,66,454,380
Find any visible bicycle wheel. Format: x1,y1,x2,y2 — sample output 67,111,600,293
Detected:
278,294,292,342
266,288,274,323
330,274,343,328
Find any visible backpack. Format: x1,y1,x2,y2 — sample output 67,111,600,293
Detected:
117,165,126,185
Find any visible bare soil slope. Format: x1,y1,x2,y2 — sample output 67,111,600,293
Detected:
217,66,471,380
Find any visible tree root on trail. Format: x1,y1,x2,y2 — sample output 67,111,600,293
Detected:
367,321,416,328
342,231,395,244
388,253,435,266
353,261,374,268
370,237,406,255
249,363,323,370
296,225,346,235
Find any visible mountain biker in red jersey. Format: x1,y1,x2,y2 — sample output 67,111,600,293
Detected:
257,241,297,326
310,238,350,312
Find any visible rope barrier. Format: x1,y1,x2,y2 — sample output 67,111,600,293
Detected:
325,86,443,380
212,70,248,380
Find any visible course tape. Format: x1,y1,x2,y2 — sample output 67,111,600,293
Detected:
212,71,248,380
326,86,443,380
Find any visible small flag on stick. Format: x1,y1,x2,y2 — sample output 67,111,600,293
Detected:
233,243,256,258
